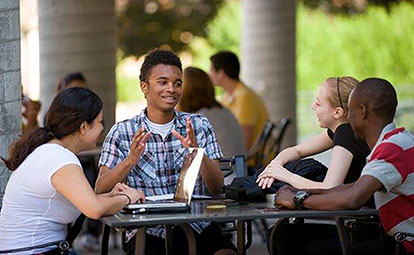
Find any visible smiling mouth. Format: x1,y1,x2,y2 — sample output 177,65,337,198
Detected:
161,95,177,103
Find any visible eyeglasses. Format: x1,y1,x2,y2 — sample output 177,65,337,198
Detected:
336,77,344,109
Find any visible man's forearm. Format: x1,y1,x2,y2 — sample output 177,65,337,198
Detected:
303,177,380,210
95,159,135,194
200,156,223,195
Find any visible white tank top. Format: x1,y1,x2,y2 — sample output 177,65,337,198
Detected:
0,143,81,253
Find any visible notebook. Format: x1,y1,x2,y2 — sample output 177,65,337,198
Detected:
122,147,205,214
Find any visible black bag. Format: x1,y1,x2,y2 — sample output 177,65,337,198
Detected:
262,158,327,193
223,158,327,202
223,176,266,202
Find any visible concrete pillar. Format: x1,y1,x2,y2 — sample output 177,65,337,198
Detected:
241,0,297,147
38,0,117,135
20,0,40,100
0,0,21,207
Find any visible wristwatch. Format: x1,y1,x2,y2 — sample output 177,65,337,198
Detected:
293,190,310,209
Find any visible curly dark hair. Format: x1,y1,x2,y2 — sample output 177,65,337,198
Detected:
139,49,182,82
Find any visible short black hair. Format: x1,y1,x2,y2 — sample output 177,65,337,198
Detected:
139,49,182,82
210,51,240,80
354,78,398,123
63,72,86,86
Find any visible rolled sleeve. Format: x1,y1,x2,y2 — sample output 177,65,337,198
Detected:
193,115,223,160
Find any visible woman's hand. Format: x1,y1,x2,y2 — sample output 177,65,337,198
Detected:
121,187,145,204
172,117,198,148
256,162,290,189
125,127,151,166
109,183,129,197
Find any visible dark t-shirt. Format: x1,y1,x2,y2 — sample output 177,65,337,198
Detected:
327,123,370,184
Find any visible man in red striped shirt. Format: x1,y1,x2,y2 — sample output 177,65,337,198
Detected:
275,77,414,254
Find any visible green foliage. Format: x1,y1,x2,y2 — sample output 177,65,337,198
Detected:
186,1,414,137
297,2,414,90
116,56,144,102
189,1,414,92
118,0,221,58
189,0,241,71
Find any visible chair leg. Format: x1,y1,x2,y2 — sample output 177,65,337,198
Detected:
335,217,352,255
268,218,288,255
101,225,110,255
134,228,146,255
178,223,197,255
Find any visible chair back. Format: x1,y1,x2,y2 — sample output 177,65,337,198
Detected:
246,118,291,174
220,155,247,178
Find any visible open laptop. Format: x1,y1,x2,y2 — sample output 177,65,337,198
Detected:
122,148,205,213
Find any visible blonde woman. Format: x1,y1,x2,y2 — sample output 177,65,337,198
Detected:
258,77,370,190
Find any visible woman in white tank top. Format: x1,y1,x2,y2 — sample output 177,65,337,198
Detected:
0,88,145,254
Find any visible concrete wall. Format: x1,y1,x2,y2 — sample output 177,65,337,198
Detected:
0,0,21,207
38,0,117,135
241,0,297,147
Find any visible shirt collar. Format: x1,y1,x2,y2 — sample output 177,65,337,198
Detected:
224,81,243,105
137,108,186,130
367,122,396,161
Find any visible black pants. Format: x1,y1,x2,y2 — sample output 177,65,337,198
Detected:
125,223,236,255
267,221,397,255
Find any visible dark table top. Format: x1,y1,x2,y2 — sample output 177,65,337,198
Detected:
100,199,378,228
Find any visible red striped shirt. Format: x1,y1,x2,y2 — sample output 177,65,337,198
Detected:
367,127,414,252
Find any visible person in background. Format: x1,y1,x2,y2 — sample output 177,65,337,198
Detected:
274,78,414,255
209,51,269,150
56,72,87,93
22,85,41,137
257,77,370,190
0,88,144,254
177,66,245,159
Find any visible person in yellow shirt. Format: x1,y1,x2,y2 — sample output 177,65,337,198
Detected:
209,51,269,150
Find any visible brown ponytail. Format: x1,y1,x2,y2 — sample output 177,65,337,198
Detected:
2,87,102,171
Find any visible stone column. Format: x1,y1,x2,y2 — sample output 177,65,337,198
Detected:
241,0,297,147
0,0,21,206
38,0,117,135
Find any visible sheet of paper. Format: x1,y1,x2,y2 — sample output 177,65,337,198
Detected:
146,194,174,201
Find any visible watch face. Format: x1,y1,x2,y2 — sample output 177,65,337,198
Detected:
295,190,308,199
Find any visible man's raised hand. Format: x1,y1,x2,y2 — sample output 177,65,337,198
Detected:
172,117,198,148
126,127,151,166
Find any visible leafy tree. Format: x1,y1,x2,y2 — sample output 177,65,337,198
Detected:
117,0,221,58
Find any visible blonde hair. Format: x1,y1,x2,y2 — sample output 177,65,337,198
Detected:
325,76,359,113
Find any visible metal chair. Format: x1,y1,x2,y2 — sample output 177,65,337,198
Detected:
246,118,291,175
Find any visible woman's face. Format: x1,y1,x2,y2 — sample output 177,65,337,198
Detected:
311,82,337,129
83,110,104,150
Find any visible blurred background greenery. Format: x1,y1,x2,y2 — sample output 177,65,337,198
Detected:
116,0,414,138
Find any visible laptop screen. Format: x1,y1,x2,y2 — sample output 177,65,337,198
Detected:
174,147,205,204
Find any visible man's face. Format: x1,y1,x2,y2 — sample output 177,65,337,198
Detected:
141,64,183,113
209,64,220,87
347,91,365,140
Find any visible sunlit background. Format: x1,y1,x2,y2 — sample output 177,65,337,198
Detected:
20,0,414,141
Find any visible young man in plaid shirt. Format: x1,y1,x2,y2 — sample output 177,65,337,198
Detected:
96,49,236,255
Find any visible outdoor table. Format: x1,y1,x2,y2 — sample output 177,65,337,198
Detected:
100,199,378,255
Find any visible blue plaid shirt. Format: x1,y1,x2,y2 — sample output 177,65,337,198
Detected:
99,109,223,237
